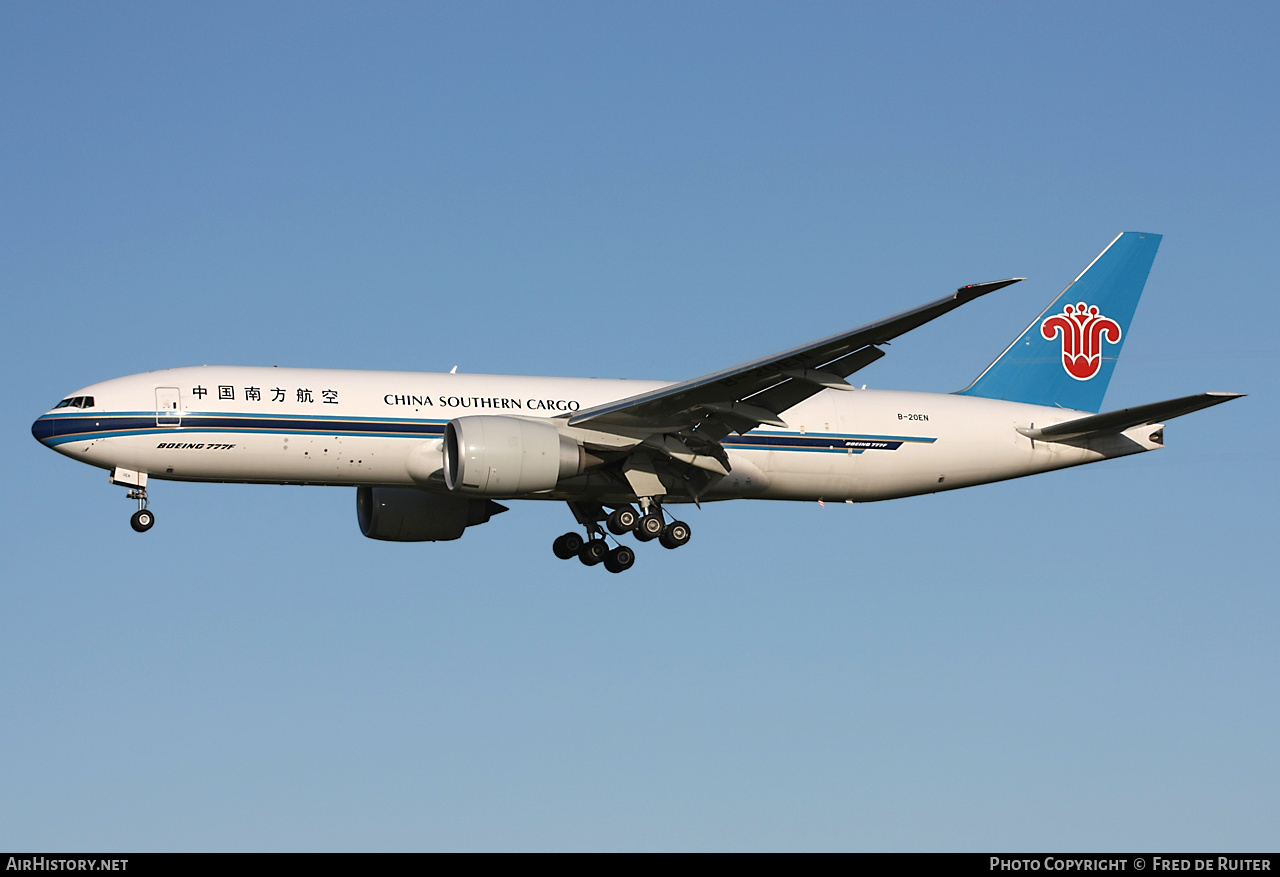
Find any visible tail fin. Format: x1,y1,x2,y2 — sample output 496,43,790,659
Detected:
957,232,1161,413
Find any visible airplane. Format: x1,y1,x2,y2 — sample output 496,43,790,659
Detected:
31,232,1242,573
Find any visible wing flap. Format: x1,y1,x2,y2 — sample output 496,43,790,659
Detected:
743,346,886,423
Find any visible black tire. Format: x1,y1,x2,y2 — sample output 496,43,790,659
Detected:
603,545,636,574
553,532,584,560
578,539,609,566
659,520,691,549
130,509,155,533
606,507,639,536
634,513,664,542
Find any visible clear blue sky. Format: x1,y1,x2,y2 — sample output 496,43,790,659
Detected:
2,1,1276,851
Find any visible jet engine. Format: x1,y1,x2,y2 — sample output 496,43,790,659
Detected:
444,416,583,496
356,486,507,542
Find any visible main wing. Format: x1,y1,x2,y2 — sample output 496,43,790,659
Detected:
568,278,1024,439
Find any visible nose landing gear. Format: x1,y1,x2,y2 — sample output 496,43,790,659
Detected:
111,467,155,533
127,487,155,532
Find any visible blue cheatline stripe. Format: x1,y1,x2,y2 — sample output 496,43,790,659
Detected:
722,431,933,455
38,409,451,424
34,413,935,453
35,414,448,447
724,431,933,445
732,444,867,455
43,427,445,446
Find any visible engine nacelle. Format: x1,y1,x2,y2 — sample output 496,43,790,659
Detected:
356,486,506,542
444,415,581,496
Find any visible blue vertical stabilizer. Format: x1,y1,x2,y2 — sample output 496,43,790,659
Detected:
957,232,1161,413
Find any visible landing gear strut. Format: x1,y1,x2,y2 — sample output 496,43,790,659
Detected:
127,487,155,532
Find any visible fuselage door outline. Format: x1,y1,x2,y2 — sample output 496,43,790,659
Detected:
156,387,182,427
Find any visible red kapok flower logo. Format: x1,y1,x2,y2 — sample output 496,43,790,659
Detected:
1040,302,1122,381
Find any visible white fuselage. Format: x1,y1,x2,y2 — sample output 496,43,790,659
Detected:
34,366,1162,504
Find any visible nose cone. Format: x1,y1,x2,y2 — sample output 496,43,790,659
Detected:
32,414,56,444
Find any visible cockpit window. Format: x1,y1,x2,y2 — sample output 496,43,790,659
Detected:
55,398,73,409
52,396,93,409
79,396,94,408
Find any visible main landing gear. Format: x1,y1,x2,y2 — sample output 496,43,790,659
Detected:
127,487,155,533
552,528,637,573
552,500,691,574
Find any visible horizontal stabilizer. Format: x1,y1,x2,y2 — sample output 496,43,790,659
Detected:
1018,392,1244,442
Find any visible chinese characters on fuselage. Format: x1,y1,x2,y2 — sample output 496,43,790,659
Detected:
190,386,339,404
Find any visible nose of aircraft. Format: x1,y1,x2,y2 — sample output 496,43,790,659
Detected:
32,413,56,444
